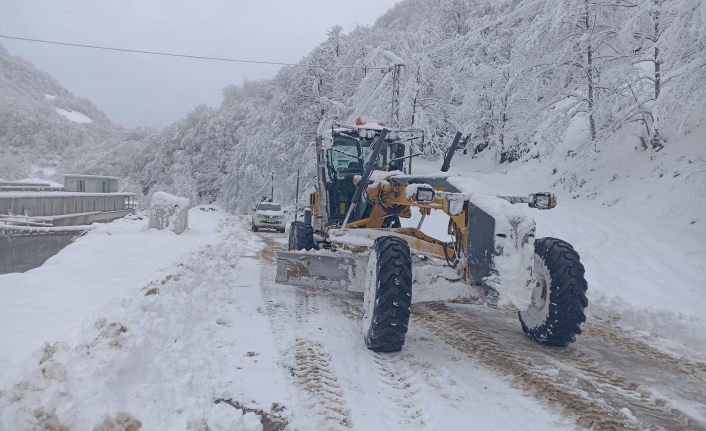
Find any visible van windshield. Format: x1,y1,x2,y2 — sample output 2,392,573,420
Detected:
257,204,281,211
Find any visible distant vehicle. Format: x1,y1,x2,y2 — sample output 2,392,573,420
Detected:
252,202,286,233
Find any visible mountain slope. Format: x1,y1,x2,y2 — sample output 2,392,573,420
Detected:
52,0,704,215
0,44,139,180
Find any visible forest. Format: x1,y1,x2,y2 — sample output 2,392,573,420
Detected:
1,0,703,213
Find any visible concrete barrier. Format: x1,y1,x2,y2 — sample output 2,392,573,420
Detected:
148,192,189,234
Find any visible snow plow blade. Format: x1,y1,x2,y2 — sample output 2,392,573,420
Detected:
275,251,366,290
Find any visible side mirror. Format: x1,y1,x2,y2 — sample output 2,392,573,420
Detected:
284,210,289,214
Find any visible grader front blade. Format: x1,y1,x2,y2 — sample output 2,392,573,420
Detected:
275,251,366,290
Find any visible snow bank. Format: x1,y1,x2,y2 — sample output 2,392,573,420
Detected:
149,191,190,234
0,207,226,384
0,214,285,431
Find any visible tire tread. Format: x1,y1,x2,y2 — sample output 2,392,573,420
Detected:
288,221,315,251
365,236,413,353
519,237,588,347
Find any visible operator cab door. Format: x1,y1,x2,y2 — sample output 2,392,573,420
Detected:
327,137,362,224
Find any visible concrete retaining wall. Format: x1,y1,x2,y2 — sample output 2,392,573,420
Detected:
0,194,131,217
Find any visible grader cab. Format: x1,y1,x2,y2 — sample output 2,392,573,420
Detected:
277,126,588,353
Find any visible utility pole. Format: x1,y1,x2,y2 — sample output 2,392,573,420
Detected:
383,51,405,129
390,64,402,128
271,172,274,202
294,169,300,222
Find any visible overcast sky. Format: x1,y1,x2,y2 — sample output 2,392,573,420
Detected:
0,0,399,129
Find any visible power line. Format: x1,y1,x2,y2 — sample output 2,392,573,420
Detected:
0,34,388,69
0,34,297,66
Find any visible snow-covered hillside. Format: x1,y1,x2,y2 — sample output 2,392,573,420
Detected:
0,44,140,181
3,0,703,215
3,0,680,215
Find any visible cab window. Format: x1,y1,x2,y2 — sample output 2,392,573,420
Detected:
360,138,387,168
330,140,360,178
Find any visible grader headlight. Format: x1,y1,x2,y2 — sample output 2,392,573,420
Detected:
415,186,436,204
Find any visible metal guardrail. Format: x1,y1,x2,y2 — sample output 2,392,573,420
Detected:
0,215,54,227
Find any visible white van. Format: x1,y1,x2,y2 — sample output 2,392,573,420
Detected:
251,202,286,233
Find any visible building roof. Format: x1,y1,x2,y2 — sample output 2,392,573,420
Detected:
63,174,120,180
0,192,135,198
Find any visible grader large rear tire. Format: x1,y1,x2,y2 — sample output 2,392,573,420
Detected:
288,221,315,251
362,236,413,353
519,237,588,347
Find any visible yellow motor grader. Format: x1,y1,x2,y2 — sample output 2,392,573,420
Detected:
276,125,588,353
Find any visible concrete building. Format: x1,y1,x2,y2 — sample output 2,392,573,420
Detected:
0,192,136,226
63,174,120,193
1,175,136,273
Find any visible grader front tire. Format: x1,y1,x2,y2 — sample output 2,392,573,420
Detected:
362,236,413,353
519,237,588,347
288,221,315,251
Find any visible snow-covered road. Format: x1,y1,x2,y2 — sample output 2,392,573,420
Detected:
256,228,706,430
1,211,705,430
256,231,576,431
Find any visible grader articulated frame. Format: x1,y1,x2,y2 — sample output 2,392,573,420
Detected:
276,127,588,353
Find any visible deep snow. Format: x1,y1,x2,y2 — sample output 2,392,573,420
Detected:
0,209,226,384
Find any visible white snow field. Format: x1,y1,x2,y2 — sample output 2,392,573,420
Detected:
54,107,92,123
0,128,705,429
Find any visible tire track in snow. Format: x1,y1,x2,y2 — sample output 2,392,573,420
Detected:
413,302,705,431
368,353,438,431
333,294,438,430
256,232,353,430
293,338,353,429
581,323,706,379
295,288,320,323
